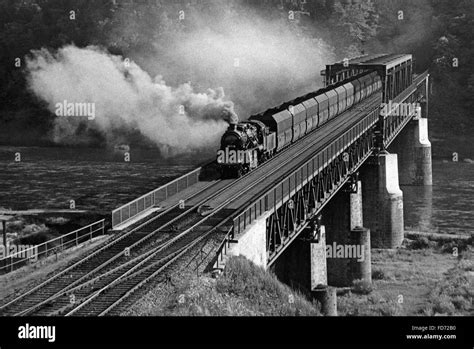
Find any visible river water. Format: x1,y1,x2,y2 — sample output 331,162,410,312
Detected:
0,146,200,213
0,147,472,235
402,160,474,235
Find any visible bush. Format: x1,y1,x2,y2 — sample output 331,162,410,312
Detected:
22,223,49,235
45,216,70,225
432,296,456,315
352,279,373,295
440,240,469,254
18,230,54,245
372,269,385,280
451,295,471,311
409,236,431,250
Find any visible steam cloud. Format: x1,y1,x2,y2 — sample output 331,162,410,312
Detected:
138,4,335,117
26,45,234,156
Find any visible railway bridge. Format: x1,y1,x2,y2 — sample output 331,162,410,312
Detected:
213,59,431,313
0,54,431,316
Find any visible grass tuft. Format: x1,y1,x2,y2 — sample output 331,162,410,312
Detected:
158,256,320,316
352,279,373,295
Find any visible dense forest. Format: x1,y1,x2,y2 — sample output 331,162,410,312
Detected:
0,0,473,157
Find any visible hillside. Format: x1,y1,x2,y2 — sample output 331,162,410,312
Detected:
1,0,473,157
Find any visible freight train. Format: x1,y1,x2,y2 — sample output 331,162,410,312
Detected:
217,54,414,178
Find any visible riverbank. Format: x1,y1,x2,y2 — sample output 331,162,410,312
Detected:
0,211,108,247
338,236,473,316
122,231,472,316
0,228,471,316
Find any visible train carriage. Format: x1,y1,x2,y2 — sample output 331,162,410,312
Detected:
290,103,307,142
334,85,348,114
315,94,329,126
343,82,355,109
351,78,362,105
302,98,318,131
326,90,338,120
273,110,293,150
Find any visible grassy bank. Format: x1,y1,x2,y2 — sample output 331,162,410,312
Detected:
338,236,473,316
127,256,320,316
124,233,473,317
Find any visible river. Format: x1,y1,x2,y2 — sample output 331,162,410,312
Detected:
0,147,472,235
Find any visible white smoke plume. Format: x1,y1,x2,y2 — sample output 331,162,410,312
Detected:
25,45,234,156
25,1,335,156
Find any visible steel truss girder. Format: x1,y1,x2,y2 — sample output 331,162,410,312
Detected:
266,130,374,262
381,74,428,149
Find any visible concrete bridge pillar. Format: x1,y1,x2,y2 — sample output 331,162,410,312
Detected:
271,225,327,295
390,108,432,185
361,153,404,248
310,225,328,289
321,180,372,286
350,227,371,283
312,285,337,316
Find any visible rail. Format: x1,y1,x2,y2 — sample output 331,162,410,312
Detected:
111,167,201,228
0,219,105,274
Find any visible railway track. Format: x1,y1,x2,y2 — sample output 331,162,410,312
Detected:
65,213,230,316
0,93,382,317
0,180,224,316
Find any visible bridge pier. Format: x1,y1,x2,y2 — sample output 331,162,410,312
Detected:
271,225,327,295
312,285,337,316
272,225,338,315
389,108,432,185
322,180,372,286
216,212,270,272
361,153,404,248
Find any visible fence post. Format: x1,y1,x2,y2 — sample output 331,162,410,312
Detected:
90,224,93,241
10,255,13,273
76,230,79,246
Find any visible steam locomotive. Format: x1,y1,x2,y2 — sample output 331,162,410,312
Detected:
217,54,414,178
